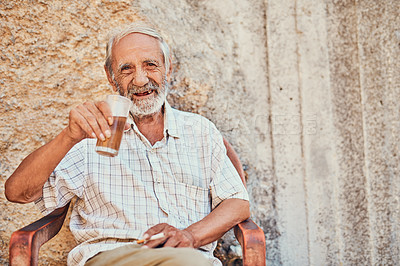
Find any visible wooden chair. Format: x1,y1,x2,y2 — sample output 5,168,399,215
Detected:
9,138,266,266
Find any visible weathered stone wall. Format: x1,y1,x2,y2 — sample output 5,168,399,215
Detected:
1,0,399,265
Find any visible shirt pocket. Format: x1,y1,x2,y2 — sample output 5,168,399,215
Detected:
168,153,208,188
170,182,211,225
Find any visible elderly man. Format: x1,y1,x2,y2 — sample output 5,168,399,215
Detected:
5,22,250,266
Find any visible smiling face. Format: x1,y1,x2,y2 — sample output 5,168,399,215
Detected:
105,33,171,117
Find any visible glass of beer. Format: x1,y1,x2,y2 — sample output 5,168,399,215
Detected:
95,95,131,157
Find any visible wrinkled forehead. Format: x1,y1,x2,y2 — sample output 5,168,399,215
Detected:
112,33,164,61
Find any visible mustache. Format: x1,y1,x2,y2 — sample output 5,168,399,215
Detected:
115,80,159,98
127,80,159,95
113,76,168,98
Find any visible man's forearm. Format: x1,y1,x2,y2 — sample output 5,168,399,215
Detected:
5,128,77,203
184,198,250,248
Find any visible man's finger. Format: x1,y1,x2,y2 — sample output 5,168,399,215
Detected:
137,232,165,244
142,223,169,239
84,101,111,139
163,231,181,247
75,104,105,141
95,100,113,126
142,236,167,248
69,108,96,139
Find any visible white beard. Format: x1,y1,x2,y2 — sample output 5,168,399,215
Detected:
129,86,168,117
114,77,168,118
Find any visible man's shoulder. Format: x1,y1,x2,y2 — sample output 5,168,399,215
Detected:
171,107,216,129
171,107,204,120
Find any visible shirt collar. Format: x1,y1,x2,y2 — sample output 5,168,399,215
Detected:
164,101,180,138
126,101,181,139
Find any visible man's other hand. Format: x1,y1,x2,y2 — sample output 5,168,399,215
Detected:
142,223,197,248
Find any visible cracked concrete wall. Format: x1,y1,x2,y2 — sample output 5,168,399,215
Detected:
1,0,399,265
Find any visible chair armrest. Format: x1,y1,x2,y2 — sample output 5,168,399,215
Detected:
9,203,70,266
234,218,266,266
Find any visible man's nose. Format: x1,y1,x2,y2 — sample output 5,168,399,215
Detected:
132,68,149,87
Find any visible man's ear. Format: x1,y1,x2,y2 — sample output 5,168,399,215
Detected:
104,65,118,92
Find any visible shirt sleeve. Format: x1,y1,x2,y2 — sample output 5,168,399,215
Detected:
34,141,87,215
208,121,249,209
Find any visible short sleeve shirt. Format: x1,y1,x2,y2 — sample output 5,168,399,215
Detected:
35,102,249,266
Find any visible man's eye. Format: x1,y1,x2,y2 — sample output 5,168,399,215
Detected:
146,63,158,69
121,66,132,73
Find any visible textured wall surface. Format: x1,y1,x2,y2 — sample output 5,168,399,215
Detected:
1,0,399,265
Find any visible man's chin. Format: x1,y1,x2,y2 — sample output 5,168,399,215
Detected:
131,110,159,118
129,87,167,118
130,103,164,118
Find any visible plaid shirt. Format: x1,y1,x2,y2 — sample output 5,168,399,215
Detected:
35,102,249,266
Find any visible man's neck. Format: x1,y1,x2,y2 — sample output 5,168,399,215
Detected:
133,109,164,126
132,107,165,146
